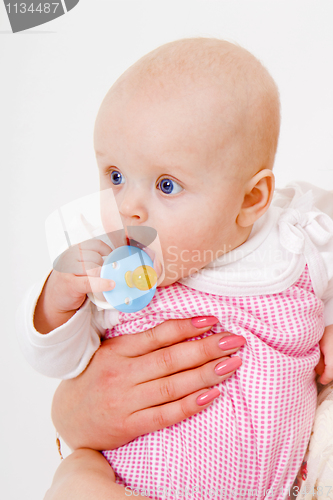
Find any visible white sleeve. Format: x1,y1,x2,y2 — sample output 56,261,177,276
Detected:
16,278,104,379
308,184,333,326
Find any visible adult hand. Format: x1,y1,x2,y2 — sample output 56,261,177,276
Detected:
52,317,245,451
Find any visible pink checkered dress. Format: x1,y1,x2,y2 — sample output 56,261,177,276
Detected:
103,265,323,500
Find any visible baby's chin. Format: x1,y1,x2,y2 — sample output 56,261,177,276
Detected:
157,268,195,288
157,276,178,288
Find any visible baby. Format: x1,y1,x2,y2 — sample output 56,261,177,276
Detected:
20,39,333,499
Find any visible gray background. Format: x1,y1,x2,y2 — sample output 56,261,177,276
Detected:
4,1,65,33
1,1,333,499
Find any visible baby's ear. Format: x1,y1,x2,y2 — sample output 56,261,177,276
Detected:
237,169,275,228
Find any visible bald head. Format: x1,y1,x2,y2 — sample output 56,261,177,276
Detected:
97,38,280,176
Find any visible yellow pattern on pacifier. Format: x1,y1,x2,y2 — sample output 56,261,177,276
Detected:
125,266,158,291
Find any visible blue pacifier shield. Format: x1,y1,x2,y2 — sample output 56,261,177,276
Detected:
101,246,157,313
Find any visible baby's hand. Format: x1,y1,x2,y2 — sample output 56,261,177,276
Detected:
51,239,114,312
315,324,333,385
34,239,114,333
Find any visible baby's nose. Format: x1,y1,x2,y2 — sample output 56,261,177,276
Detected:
119,193,148,223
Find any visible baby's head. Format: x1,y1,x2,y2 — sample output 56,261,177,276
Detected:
94,38,280,287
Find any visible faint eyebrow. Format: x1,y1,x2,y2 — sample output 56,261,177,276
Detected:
95,151,105,158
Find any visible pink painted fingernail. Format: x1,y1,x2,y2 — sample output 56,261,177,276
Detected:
191,316,218,328
219,335,246,350
196,388,220,406
215,357,242,376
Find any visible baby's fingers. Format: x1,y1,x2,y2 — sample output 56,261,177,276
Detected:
319,364,333,385
78,250,105,267
73,275,115,295
54,239,111,273
317,325,333,385
61,261,102,276
315,353,333,384
78,239,112,257
55,260,102,277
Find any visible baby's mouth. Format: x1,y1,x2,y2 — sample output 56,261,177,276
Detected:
105,226,164,285
105,226,158,251
127,226,157,249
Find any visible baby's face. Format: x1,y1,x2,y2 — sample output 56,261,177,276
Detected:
95,84,250,287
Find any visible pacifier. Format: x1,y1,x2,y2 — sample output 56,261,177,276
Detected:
101,245,158,313
44,189,163,313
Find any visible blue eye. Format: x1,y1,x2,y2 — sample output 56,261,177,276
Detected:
157,178,183,195
110,170,125,186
